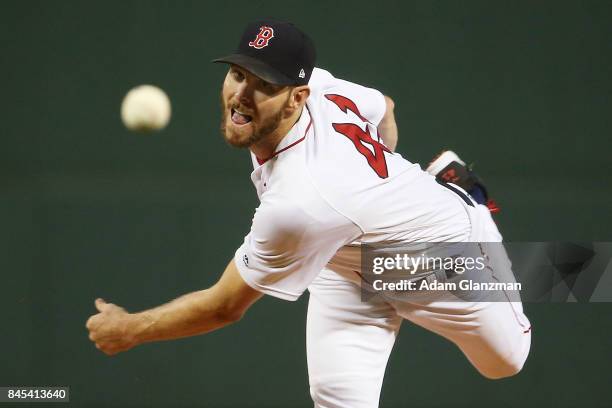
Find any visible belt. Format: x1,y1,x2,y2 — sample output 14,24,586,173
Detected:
436,179,474,207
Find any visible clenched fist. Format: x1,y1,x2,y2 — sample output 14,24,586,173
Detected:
86,298,141,356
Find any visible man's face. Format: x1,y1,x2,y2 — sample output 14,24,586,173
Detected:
220,65,292,148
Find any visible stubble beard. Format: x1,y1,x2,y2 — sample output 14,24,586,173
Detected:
219,93,284,149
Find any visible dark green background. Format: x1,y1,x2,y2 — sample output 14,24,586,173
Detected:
2,1,611,407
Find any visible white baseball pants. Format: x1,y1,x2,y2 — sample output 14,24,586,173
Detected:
306,205,532,408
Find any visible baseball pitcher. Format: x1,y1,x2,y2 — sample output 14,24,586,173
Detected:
86,20,531,408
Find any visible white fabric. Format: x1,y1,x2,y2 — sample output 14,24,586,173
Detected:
308,205,531,408
233,67,531,408
235,68,471,299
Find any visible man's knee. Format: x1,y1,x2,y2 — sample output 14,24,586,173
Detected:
480,356,526,380
478,338,530,380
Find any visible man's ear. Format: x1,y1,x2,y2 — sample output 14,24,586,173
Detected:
289,85,310,109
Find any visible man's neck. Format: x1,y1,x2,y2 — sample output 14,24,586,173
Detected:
250,107,304,161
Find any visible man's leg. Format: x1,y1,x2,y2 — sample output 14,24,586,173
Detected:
391,297,531,379
307,270,402,408
416,150,531,378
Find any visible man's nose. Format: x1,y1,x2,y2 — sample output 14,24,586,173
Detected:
235,82,253,106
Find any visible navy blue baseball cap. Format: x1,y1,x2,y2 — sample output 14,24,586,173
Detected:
213,20,316,86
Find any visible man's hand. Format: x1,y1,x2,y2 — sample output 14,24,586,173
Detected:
86,260,262,356
86,298,141,356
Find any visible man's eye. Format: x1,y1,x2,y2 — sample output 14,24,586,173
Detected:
231,70,244,81
261,81,277,92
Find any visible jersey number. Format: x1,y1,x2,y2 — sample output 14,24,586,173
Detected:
325,94,391,179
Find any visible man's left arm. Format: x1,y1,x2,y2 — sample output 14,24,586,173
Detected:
86,259,262,356
378,95,398,151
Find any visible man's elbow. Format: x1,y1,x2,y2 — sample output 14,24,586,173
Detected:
214,293,256,324
380,95,398,151
384,95,395,113
215,305,246,325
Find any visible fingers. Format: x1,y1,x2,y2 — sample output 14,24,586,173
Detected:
85,315,95,330
86,299,133,356
87,297,134,356
86,299,107,330
95,298,107,312
91,331,124,355
93,339,132,356
93,298,126,314
95,342,118,356
97,343,117,356
88,329,97,342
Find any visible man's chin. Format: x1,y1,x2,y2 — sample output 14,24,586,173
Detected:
224,129,254,148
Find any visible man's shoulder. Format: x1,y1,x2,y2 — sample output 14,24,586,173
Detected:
309,68,382,94
309,67,366,94
309,67,335,88
307,67,386,126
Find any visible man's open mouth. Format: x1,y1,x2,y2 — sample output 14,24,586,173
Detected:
231,108,252,125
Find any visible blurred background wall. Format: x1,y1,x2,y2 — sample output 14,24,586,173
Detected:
1,1,611,406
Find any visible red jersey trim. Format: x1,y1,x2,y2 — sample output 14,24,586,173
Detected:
256,107,313,165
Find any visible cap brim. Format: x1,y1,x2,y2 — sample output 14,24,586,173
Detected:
212,54,295,85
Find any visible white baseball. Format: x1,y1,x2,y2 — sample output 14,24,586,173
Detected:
121,85,171,132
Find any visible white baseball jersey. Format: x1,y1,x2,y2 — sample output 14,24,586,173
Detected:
234,68,472,301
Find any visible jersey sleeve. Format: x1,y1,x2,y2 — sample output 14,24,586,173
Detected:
234,193,361,301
